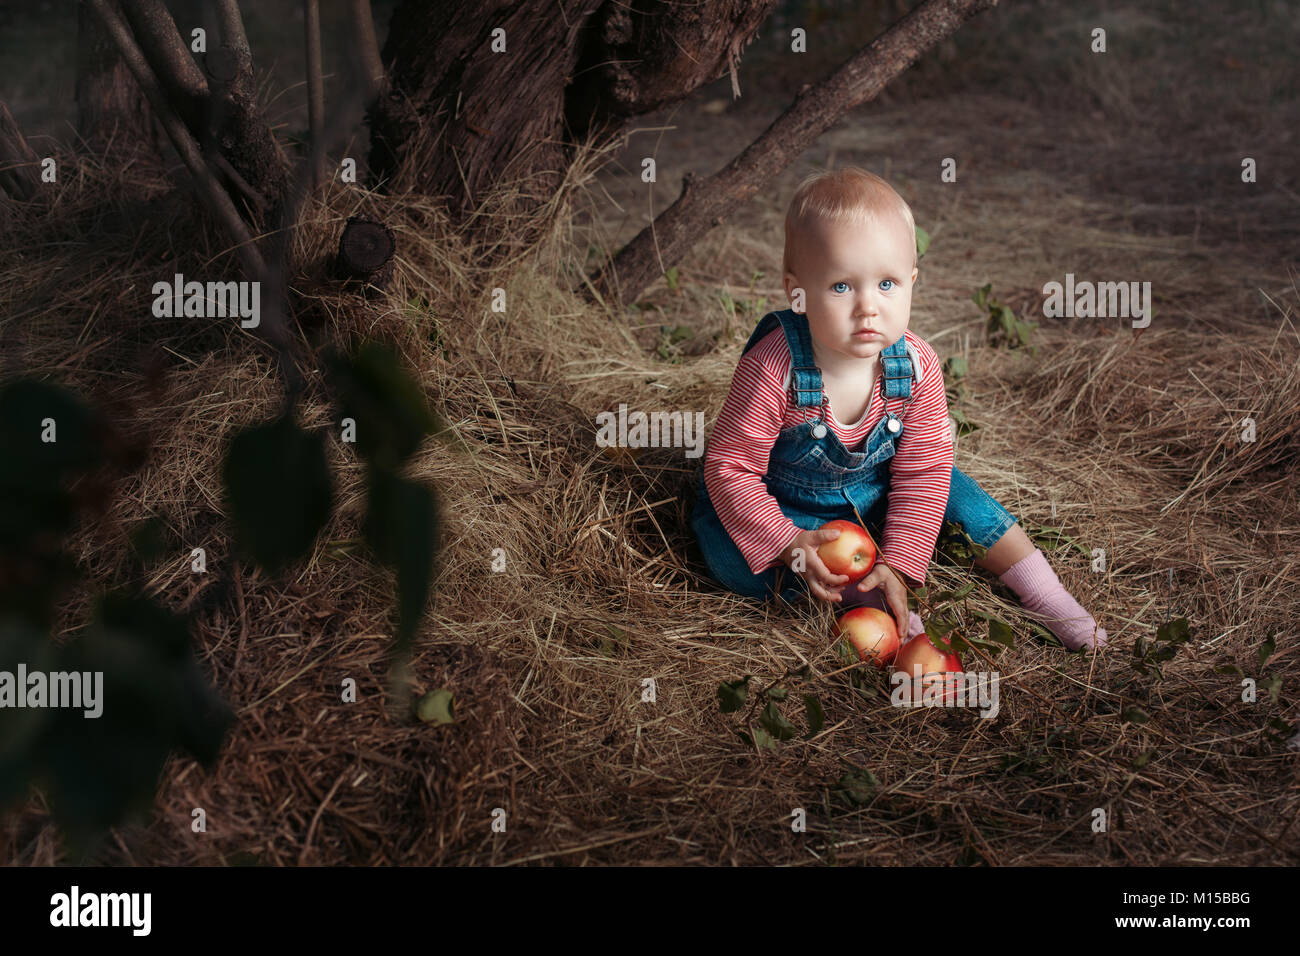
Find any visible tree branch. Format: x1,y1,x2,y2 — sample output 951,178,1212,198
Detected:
85,0,266,279
213,0,252,67
304,0,325,190
202,0,290,219
584,0,1000,306
348,0,386,108
0,100,40,201
119,0,209,133
77,0,154,153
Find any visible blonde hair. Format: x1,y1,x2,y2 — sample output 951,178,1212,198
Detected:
783,166,917,278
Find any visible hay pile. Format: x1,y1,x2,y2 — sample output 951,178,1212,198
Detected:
3,0,1298,866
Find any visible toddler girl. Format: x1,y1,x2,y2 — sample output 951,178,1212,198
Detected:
691,167,1107,652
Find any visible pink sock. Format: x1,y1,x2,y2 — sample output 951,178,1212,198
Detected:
999,549,1107,651
840,585,926,639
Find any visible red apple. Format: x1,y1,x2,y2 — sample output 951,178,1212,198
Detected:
817,519,877,582
892,633,964,704
834,607,900,668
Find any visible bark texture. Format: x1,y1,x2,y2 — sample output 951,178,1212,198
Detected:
0,100,40,202
369,0,774,225
77,0,154,152
586,0,1001,306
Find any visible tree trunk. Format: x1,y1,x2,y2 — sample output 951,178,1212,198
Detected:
349,0,386,108
119,0,208,133
116,0,289,220
331,216,396,292
77,0,154,154
0,100,40,202
369,0,774,237
85,0,267,280
204,0,291,222
586,0,1001,306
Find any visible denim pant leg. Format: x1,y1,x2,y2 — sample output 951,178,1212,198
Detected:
943,466,1019,549
692,492,828,603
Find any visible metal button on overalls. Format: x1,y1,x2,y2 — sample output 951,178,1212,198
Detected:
690,308,917,602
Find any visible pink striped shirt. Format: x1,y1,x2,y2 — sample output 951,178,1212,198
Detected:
702,327,953,585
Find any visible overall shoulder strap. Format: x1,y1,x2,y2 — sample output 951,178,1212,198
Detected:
879,334,920,400
742,309,823,408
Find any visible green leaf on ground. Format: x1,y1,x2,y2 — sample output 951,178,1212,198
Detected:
803,694,825,736
416,689,455,724
718,677,750,713
759,701,797,741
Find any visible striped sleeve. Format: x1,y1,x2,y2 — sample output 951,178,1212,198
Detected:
879,332,954,585
702,330,803,575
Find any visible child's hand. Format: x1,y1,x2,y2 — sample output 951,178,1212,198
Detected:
779,527,851,603
844,563,912,639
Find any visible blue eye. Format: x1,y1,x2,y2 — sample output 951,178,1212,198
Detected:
880,279,895,292
832,281,849,294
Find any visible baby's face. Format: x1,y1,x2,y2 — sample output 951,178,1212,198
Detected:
783,216,918,364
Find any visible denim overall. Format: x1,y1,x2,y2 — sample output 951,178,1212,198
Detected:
691,308,1019,603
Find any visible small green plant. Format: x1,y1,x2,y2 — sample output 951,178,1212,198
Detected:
974,283,1037,352
942,354,979,438
1019,521,1091,558
909,580,1018,659
719,662,824,751
1215,632,1289,746
834,765,881,805
719,272,768,327
1130,617,1192,679
655,324,692,361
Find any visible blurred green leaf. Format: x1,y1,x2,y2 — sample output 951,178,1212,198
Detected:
1262,673,1282,705
0,380,105,624
766,686,788,701
1121,706,1149,724
836,767,880,805
0,616,56,808
949,581,976,600
1257,635,1276,671
326,342,440,471
38,594,232,855
915,226,931,259
223,412,333,576
363,467,438,658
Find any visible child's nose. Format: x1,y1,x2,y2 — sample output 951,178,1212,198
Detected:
855,291,881,315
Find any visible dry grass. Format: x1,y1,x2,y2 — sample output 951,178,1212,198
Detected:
2,0,1299,866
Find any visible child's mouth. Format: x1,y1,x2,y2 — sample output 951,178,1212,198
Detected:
852,330,881,338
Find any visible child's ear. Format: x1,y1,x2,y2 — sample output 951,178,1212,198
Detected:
910,266,919,286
